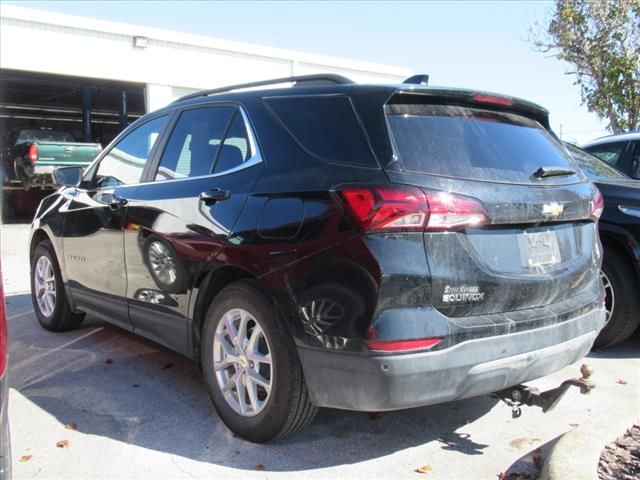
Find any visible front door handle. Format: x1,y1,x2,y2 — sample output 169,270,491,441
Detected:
107,195,128,210
199,189,231,205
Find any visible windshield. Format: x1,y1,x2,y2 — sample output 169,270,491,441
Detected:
564,143,628,180
16,129,75,143
386,104,581,184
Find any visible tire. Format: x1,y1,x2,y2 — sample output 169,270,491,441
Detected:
31,240,84,332
201,280,318,442
594,247,640,348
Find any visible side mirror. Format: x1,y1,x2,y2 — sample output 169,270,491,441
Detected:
53,166,83,187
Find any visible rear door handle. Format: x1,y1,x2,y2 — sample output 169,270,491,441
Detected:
108,195,128,210
199,189,231,205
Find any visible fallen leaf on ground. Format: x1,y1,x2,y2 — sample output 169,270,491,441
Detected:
104,358,113,365
369,412,382,420
161,363,174,370
415,464,433,474
616,379,628,385
256,464,265,471
56,439,69,448
19,455,33,463
533,455,543,469
64,423,77,430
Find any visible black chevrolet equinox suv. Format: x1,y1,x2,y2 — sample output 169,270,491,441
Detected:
30,74,606,442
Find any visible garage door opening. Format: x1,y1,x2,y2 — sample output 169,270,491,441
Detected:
1,69,146,221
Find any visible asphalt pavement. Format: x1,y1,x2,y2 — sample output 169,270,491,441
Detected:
2,223,639,480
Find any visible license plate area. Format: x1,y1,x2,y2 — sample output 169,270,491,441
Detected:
518,230,561,268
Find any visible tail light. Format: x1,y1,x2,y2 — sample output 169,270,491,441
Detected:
365,328,442,352
0,267,7,376
424,191,489,230
28,143,38,162
591,190,604,220
334,185,489,232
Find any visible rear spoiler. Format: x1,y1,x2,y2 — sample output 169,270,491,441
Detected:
386,88,550,129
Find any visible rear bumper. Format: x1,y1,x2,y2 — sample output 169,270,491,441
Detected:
298,305,605,411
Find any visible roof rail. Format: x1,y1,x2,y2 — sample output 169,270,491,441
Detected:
403,74,429,85
172,74,354,104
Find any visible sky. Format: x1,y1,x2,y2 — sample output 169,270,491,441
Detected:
6,0,609,143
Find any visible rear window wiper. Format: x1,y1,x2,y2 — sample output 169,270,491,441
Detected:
533,166,576,179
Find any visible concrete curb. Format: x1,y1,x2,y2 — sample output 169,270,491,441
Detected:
540,400,639,480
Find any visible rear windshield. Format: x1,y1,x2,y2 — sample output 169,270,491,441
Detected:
17,129,75,143
386,104,579,184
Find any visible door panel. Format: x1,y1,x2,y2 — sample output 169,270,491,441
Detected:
122,105,264,355
61,113,171,330
62,186,135,330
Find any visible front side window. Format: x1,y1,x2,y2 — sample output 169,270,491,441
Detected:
155,107,235,181
95,115,168,188
630,142,640,179
585,141,628,169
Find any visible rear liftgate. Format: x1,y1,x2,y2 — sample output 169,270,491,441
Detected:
494,364,595,418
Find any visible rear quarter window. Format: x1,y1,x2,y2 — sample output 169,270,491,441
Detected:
265,96,378,167
386,104,580,184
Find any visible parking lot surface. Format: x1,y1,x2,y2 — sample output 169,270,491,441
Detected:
2,223,639,479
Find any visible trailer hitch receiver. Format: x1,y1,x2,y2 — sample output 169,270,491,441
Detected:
494,364,595,418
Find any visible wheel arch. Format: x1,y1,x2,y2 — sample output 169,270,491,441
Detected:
189,264,276,362
599,222,640,282
30,228,51,259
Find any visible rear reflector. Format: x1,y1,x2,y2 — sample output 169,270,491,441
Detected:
365,337,442,352
335,185,489,232
473,94,513,107
591,189,604,220
28,143,38,162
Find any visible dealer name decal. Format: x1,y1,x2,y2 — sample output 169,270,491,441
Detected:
442,285,485,303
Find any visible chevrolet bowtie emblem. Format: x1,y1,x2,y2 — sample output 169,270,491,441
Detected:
542,202,564,217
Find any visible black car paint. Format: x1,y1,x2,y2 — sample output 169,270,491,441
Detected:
565,143,640,282
593,179,640,278
30,82,605,411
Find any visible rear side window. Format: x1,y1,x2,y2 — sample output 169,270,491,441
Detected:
386,104,579,184
266,96,377,167
155,107,234,181
213,112,252,174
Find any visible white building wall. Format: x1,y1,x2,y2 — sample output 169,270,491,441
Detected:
0,5,412,112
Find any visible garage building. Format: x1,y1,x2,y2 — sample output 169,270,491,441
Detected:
0,4,410,148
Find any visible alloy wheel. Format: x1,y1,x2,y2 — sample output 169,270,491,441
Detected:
34,255,56,317
213,308,273,417
600,269,615,325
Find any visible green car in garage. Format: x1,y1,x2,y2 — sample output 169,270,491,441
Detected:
2,128,101,190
